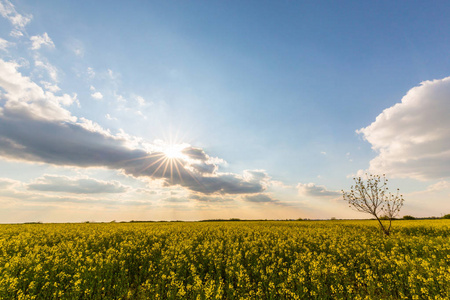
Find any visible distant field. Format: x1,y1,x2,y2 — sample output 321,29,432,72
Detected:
1,220,449,299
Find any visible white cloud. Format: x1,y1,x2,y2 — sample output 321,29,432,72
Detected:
189,194,232,203
0,0,32,29
91,91,103,100
73,44,84,57
40,81,60,93
402,180,450,217
244,193,278,203
115,93,125,102
426,180,450,192
74,48,83,57
87,67,95,78
105,114,117,121
135,188,157,195
0,59,268,196
27,174,128,194
320,151,327,155
35,58,58,82
136,95,146,106
0,59,76,122
135,110,146,119
0,37,13,51
243,193,291,206
0,179,147,207
30,32,55,50
297,182,341,197
162,196,189,203
346,152,352,162
9,29,23,37
0,177,21,189
358,77,450,180
108,69,115,78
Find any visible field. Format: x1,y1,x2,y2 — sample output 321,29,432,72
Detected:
1,220,449,299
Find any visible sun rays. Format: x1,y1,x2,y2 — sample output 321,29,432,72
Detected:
122,141,206,192
139,146,187,183
162,144,186,159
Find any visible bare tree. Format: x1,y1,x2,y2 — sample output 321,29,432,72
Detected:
342,174,404,236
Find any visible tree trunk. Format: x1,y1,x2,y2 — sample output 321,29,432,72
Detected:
374,216,389,236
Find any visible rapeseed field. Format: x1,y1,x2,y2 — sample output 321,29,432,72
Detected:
1,220,449,299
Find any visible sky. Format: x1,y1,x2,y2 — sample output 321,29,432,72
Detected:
1,0,450,223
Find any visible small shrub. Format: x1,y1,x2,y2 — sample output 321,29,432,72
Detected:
403,215,415,220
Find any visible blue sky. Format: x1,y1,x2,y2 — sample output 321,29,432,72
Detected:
1,0,450,222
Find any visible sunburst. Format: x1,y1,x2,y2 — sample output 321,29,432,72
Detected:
139,142,195,185
119,139,209,191
155,142,209,191
162,144,186,159
141,143,187,182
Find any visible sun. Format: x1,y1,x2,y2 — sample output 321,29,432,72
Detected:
131,139,198,185
163,144,186,159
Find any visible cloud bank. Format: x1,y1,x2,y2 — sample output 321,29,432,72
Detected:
27,175,128,194
0,177,19,189
0,59,267,195
358,77,450,180
297,183,340,197
244,194,279,203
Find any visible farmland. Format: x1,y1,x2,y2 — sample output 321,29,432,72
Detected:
1,220,449,299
